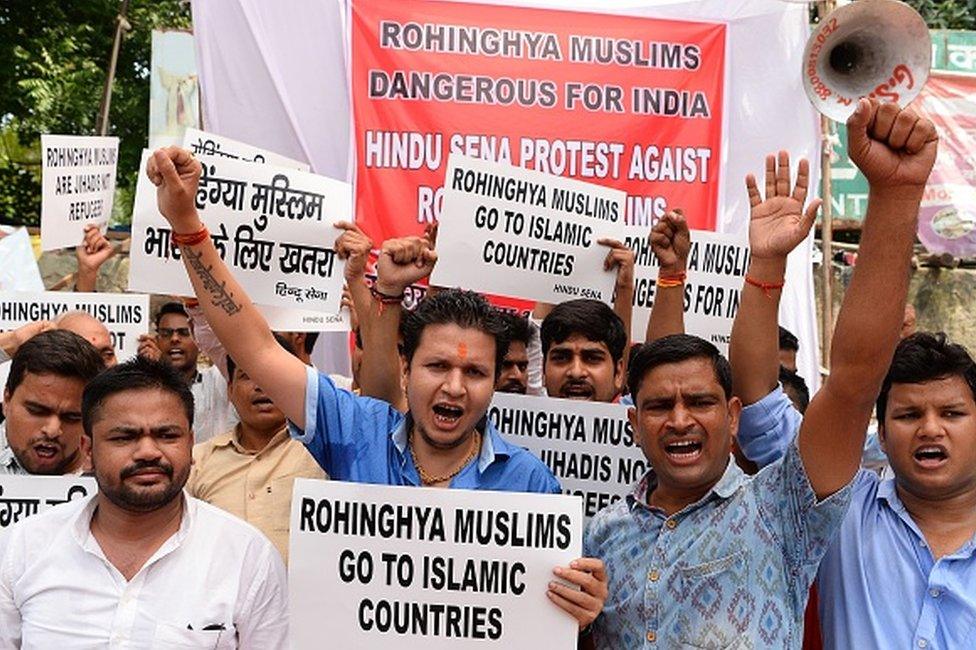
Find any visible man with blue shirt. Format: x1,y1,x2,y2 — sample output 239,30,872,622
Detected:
584,98,938,648
144,148,608,632
729,131,971,649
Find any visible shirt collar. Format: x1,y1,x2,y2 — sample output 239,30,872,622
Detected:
627,454,744,511
391,415,513,475
71,492,196,556
0,445,25,474
214,425,289,454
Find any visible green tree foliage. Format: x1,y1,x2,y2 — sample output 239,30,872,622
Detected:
0,0,191,228
905,0,976,30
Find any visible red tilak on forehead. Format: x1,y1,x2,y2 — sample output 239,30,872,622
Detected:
457,342,468,360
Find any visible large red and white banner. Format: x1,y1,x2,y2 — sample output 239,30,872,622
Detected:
351,0,726,243
917,73,976,258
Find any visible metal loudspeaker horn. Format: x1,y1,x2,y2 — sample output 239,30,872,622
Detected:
803,0,931,122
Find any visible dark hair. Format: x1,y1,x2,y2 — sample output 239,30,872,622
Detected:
501,312,533,348
541,299,627,363
877,332,976,421
778,326,799,352
399,289,510,376
5,330,105,396
82,356,194,436
155,301,191,328
302,331,320,356
628,334,732,400
353,328,364,351
227,333,296,380
779,365,810,413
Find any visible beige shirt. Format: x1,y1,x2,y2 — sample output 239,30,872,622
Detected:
187,426,325,563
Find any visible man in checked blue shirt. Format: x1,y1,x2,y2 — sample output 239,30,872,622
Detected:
584,98,938,649
145,149,610,632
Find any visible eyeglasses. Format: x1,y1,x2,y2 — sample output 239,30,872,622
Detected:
158,327,192,338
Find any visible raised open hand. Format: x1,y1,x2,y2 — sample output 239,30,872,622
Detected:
745,152,821,261
847,98,938,192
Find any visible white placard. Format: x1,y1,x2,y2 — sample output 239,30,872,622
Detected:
0,475,98,530
0,291,150,362
289,479,582,649
431,154,624,305
258,303,350,332
183,128,310,171
0,227,44,291
625,227,749,355
129,149,348,312
40,135,119,251
489,393,646,522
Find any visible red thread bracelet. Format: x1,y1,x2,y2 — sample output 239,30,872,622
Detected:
744,275,785,298
171,226,210,247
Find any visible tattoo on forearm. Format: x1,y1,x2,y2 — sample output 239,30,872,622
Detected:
181,246,242,316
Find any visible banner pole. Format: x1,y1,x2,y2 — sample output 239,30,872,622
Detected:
96,0,131,136
817,0,836,372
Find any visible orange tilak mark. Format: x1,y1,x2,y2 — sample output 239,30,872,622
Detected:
457,342,468,360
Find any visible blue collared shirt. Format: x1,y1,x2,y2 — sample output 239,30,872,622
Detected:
288,366,560,493
584,441,852,649
818,472,976,650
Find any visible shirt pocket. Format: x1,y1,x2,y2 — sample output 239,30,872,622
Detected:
675,550,753,649
151,622,236,649
271,475,301,532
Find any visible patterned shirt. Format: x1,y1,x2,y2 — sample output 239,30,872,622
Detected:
584,442,852,649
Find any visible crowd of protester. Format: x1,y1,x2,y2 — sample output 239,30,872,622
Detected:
1,98,970,649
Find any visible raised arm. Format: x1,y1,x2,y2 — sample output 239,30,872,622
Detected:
730,154,821,405
800,99,938,498
74,224,115,292
356,234,436,411
598,238,636,348
645,210,691,341
146,147,309,427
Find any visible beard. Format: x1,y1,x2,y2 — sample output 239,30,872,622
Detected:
95,459,190,513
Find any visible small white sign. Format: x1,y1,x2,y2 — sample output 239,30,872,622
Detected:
129,149,349,312
625,227,749,354
289,479,582,649
0,291,149,361
183,128,310,172
489,393,647,522
0,228,44,291
40,135,119,251
258,303,350,332
0,475,98,530
431,154,624,305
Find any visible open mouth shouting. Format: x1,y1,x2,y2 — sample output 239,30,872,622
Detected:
663,438,704,465
432,403,464,430
251,395,275,411
31,440,62,464
913,444,949,470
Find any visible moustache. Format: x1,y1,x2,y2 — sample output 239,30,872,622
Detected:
120,460,174,480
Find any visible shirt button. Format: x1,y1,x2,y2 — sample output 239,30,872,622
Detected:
918,639,928,648
929,588,941,598
248,492,255,500
648,569,660,582
646,631,656,642
665,519,677,530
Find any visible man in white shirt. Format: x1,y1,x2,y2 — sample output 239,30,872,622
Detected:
0,356,288,648
144,301,235,443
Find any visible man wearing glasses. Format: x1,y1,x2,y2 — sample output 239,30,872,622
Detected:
145,302,236,442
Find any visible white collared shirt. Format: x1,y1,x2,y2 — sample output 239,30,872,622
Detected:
0,492,288,649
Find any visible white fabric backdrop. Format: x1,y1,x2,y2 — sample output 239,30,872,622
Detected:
191,0,823,389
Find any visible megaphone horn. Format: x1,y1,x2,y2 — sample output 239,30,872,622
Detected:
802,0,931,122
